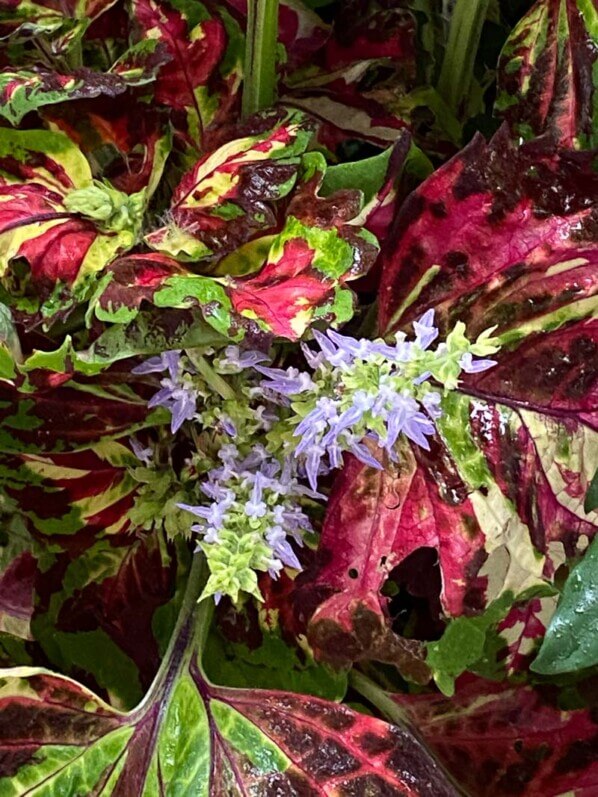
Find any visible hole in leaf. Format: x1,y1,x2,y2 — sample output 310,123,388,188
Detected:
386,547,445,641
348,568,359,579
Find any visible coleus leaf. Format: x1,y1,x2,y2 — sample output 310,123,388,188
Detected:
300,132,598,674
0,0,116,50
0,40,169,125
495,592,558,676
532,535,598,674
129,0,244,151
0,379,185,702
145,111,314,262
0,513,37,641
393,677,598,797
43,99,172,195
0,127,161,324
281,2,461,157
0,573,461,796
496,0,598,148
0,374,164,454
95,199,378,341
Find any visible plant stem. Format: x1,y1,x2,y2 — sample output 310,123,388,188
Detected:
136,551,207,709
349,670,411,728
187,351,236,401
437,0,491,115
242,0,280,118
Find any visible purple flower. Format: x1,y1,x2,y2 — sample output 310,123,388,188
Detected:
345,436,383,470
312,329,351,367
327,330,375,361
266,526,302,571
219,414,237,437
132,350,180,379
219,345,270,371
253,405,278,431
294,397,339,442
178,500,229,529
370,332,411,362
422,391,442,420
238,444,269,470
401,411,436,450
148,378,197,433
304,442,326,491
245,473,268,518
459,352,497,373
218,444,239,463
130,438,153,465
413,309,439,350
256,365,315,396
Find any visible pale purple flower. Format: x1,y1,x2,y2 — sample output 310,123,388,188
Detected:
459,352,497,373
253,405,278,431
218,444,239,463
345,435,383,470
220,345,269,371
266,526,302,570
413,309,439,350
256,365,315,396
383,393,421,450
312,329,351,367
219,414,237,437
401,411,436,450
148,378,197,434
370,332,411,362
178,501,229,529
304,442,326,491
239,444,269,470
130,438,153,465
327,330,376,361
422,391,442,419
132,350,180,379
245,473,267,518
294,397,339,439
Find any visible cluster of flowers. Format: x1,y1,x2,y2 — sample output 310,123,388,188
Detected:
133,312,500,603
178,445,319,603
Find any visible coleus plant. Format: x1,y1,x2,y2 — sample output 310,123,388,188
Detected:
0,0,597,795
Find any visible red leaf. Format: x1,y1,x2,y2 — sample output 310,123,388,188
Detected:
394,678,598,797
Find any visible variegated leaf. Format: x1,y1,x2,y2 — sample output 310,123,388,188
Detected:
0,580,460,796
496,0,598,148
298,131,598,676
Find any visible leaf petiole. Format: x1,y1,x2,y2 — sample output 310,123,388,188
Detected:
348,670,411,728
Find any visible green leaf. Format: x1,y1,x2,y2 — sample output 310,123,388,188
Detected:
532,536,598,675
427,592,516,696
321,147,394,205
203,628,348,701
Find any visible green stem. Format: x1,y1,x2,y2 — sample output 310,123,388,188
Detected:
242,0,280,117
137,551,207,709
437,0,491,115
187,351,236,401
348,670,411,728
